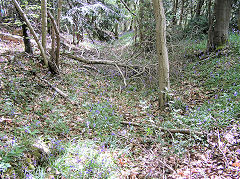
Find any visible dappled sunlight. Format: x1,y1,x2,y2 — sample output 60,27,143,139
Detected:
1,0,240,178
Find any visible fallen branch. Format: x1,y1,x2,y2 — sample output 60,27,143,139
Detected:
36,75,78,106
0,33,23,42
120,121,204,136
115,64,127,87
61,52,139,69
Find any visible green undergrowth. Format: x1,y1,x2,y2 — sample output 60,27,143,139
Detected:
168,33,240,133
0,54,139,177
1,32,240,178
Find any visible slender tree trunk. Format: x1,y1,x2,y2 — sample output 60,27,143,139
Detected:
138,0,144,43
238,9,240,31
114,23,118,39
152,0,170,108
207,0,213,50
15,7,33,54
172,0,178,25
179,0,185,26
208,0,232,51
56,0,62,68
190,0,194,19
22,23,33,54
41,0,47,52
47,11,60,74
195,0,204,17
51,25,55,60
12,0,48,66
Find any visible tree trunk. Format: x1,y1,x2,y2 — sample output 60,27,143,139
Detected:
152,0,170,108
238,9,240,31
207,0,213,50
208,0,232,51
179,0,185,26
138,0,144,43
41,0,47,52
47,11,60,74
114,23,119,39
195,0,204,17
22,23,33,54
56,0,62,68
15,6,33,54
172,0,178,25
190,0,194,19
12,0,48,66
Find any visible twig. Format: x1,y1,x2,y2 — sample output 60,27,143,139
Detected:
36,75,78,106
119,0,136,16
115,64,127,87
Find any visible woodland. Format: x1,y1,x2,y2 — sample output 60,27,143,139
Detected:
0,0,240,178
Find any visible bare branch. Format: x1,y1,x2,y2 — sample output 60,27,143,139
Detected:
115,64,127,87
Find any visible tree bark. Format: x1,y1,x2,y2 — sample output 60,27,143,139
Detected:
47,11,60,74
208,0,232,51
172,0,178,25
195,0,205,17
179,0,185,26
152,0,170,108
138,0,145,43
12,0,48,66
41,0,47,52
238,8,240,31
22,23,33,54
15,6,33,54
114,23,119,39
56,0,62,68
207,0,213,50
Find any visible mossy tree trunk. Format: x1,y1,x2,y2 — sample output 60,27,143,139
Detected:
208,0,232,51
152,0,170,108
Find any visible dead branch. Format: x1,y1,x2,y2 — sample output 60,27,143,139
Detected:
115,64,127,87
120,121,204,136
36,75,78,106
62,52,139,69
0,33,23,42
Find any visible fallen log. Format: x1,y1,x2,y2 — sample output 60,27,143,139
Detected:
120,121,204,136
0,33,23,43
36,74,79,106
61,52,139,69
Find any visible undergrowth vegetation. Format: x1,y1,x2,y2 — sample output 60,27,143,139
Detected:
0,32,240,178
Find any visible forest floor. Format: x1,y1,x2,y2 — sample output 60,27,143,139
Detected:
0,26,240,178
